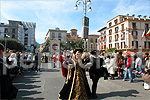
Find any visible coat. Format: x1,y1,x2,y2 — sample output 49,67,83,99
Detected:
107,58,116,74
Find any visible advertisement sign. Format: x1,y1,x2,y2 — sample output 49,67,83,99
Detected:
82,16,89,39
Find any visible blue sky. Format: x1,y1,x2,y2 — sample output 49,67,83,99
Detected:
1,0,150,44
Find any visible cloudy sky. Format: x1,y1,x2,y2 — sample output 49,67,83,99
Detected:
0,0,150,44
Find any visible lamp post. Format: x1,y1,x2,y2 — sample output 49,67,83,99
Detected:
4,34,10,57
74,0,92,51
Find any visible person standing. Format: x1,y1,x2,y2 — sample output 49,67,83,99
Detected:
59,51,68,77
89,50,107,99
134,54,142,79
0,43,18,99
107,55,116,80
59,48,92,100
123,53,133,83
116,52,124,78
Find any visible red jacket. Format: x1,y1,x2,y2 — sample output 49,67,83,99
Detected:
59,55,68,77
127,56,131,69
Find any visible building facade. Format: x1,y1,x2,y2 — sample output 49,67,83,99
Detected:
0,20,36,52
0,23,9,38
97,27,107,51
106,14,150,52
67,29,81,42
45,28,67,43
88,35,99,51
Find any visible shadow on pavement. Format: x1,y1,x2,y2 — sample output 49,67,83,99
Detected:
96,89,139,99
41,68,60,72
12,70,44,100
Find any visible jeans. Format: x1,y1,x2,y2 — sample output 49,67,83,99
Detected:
134,65,142,78
123,67,133,82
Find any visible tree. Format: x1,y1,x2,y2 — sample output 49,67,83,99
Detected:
0,38,24,51
42,39,50,52
106,48,118,53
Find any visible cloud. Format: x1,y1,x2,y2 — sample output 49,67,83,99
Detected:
113,0,149,15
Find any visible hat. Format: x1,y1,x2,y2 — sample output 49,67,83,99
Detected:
91,50,98,55
63,51,66,53
73,48,83,54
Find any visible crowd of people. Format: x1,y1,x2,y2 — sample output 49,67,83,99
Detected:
58,49,150,99
0,41,150,99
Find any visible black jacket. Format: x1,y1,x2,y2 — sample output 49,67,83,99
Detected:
89,57,105,78
0,57,18,99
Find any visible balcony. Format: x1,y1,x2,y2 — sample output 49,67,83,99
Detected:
115,39,118,41
109,40,112,43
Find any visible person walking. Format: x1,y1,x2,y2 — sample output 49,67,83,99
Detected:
123,53,133,83
134,54,142,79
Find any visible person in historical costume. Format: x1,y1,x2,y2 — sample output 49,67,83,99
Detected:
59,51,68,77
59,48,92,100
89,50,109,99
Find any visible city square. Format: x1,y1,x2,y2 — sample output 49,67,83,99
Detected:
0,0,150,100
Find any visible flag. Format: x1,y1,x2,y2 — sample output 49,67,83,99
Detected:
141,27,146,40
145,29,150,38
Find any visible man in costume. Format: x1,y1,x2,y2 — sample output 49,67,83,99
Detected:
89,50,108,99
59,51,68,77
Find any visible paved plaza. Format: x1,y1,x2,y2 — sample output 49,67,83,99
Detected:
13,63,150,100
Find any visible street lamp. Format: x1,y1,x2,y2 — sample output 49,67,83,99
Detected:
74,0,92,51
4,34,10,57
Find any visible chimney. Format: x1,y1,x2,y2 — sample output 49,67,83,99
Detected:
137,15,142,20
132,14,135,20
127,13,129,19
144,16,147,21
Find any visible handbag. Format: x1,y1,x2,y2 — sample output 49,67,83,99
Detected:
142,73,150,82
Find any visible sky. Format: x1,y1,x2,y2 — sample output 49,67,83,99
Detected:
0,0,150,44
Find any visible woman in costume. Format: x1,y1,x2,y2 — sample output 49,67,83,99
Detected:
59,48,92,100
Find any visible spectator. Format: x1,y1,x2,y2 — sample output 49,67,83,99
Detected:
107,55,116,80
123,53,133,83
134,54,142,79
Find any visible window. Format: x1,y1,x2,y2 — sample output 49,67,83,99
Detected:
58,33,61,38
91,38,93,42
115,27,118,33
132,41,134,46
114,19,118,24
136,41,138,48
109,29,112,35
104,31,106,35
72,32,76,35
149,42,150,49
12,35,15,38
124,42,126,48
12,22,16,26
132,31,137,38
109,22,112,27
121,42,123,49
90,43,93,49
52,33,55,39
132,22,136,29
144,42,146,48
95,38,98,42
95,44,98,50
145,23,149,32
121,24,124,30
12,28,15,33
4,28,8,33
